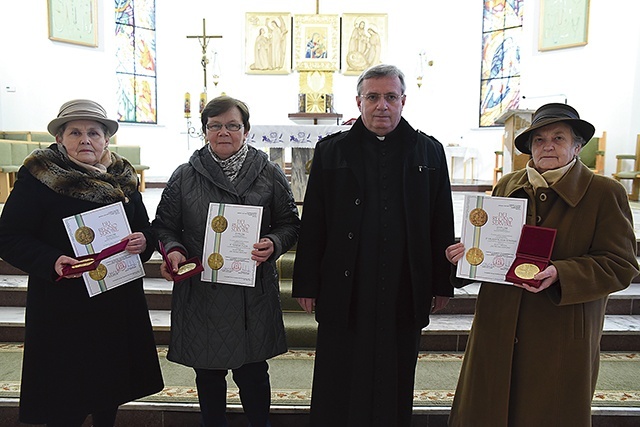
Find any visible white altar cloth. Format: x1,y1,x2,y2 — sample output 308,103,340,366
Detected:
247,125,350,148
444,145,480,181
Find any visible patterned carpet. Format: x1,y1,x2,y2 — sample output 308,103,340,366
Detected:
0,344,639,408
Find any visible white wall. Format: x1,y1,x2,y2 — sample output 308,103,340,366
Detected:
0,0,638,182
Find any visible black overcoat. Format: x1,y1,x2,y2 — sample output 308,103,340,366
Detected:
0,167,163,424
292,118,455,425
292,117,455,328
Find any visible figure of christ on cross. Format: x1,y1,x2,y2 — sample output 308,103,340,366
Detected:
186,18,222,90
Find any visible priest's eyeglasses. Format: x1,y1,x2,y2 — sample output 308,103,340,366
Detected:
206,123,244,132
360,93,405,104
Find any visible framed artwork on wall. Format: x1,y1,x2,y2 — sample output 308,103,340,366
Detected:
47,0,98,47
341,13,387,76
293,14,340,72
245,12,292,75
539,0,589,51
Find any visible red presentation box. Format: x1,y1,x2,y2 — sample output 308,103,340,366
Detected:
58,239,129,280
505,225,557,288
158,240,203,281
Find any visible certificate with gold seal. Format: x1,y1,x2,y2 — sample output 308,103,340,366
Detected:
202,203,263,287
456,195,527,285
63,201,145,297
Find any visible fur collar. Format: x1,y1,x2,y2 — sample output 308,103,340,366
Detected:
24,144,139,204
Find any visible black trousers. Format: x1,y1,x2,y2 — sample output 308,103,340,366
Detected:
195,361,272,427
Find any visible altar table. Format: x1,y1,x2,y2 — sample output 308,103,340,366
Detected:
444,145,480,182
248,125,349,203
247,125,350,148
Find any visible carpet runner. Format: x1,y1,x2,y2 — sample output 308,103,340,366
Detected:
0,344,638,408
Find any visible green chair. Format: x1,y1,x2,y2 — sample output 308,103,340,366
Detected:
110,145,150,191
579,131,606,175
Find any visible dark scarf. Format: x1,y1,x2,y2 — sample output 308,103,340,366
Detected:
23,144,138,204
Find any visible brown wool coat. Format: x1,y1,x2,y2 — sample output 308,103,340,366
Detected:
448,161,638,427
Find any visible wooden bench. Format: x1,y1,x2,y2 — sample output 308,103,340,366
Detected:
0,133,149,203
0,131,55,144
109,145,150,191
0,139,44,203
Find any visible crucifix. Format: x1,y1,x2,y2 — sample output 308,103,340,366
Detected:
186,18,222,90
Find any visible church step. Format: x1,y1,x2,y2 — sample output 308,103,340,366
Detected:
0,400,638,427
0,254,165,278
2,253,639,283
0,275,175,310
0,249,294,280
2,274,640,317
0,307,638,351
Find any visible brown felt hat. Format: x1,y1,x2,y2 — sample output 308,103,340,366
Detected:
514,103,595,154
47,99,119,137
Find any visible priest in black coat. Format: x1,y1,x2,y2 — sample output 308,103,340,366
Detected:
292,64,456,426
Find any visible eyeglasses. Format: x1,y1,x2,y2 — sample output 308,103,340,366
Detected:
359,93,405,104
205,123,244,132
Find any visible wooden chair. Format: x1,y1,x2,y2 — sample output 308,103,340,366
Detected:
612,134,640,201
579,131,606,175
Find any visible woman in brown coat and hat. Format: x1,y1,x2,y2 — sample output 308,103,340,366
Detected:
445,103,638,426
0,99,163,426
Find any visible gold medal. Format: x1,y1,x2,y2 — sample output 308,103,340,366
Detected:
211,215,228,233
71,258,95,269
75,226,95,245
465,247,484,266
514,263,540,280
208,253,224,270
177,262,197,275
469,208,488,227
89,263,108,281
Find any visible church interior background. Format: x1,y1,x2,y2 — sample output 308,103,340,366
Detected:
1,0,640,186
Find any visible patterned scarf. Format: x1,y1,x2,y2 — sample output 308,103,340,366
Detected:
208,142,248,182
23,144,138,204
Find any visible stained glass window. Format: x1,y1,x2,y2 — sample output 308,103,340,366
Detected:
479,0,523,127
115,0,157,124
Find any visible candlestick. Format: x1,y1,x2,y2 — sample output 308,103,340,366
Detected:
200,92,207,114
184,92,191,118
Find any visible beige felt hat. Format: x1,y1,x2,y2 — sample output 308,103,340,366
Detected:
47,99,119,136
514,103,595,154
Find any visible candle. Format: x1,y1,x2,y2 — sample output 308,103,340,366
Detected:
184,92,191,118
199,92,207,114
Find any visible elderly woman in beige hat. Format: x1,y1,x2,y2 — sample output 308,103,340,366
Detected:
0,99,163,426
444,103,638,426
